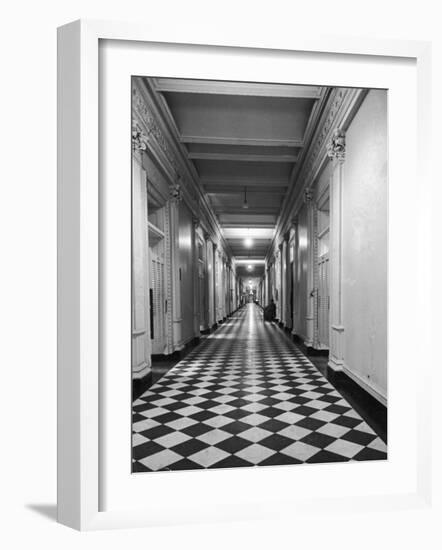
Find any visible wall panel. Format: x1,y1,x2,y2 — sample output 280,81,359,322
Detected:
342,89,388,401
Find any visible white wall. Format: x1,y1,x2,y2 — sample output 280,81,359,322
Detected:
342,89,388,400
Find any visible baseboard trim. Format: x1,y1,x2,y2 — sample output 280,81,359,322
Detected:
132,361,151,380
328,357,344,372
306,346,329,357
342,364,387,407
132,371,153,400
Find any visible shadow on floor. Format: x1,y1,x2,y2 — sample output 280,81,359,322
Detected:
25,504,57,522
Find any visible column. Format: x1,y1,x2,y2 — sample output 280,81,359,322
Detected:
327,128,346,370
284,231,291,329
291,217,299,337
192,216,200,338
168,178,183,351
228,261,231,313
131,142,151,377
222,255,227,319
278,243,284,322
304,188,316,348
266,263,270,304
212,243,218,327
204,232,213,329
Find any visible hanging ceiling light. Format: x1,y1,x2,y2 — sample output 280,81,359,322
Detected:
242,186,249,209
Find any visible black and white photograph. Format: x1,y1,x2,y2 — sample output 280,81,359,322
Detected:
131,77,388,472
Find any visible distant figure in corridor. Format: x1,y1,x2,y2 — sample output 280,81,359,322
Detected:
264,299,276,322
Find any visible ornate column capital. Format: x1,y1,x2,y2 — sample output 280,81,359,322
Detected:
131,122,148,152
283,230,290,242
303,188,314,203
327,128,346,162
290,216,299,228
203,231,211,242
169,176,182,203
192,216,200,230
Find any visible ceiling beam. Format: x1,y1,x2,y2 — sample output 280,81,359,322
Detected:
201,178,289,187
188,152,298,163
181,136,304,148
153,78,322,99
234,256,266,260
227,238,272,243
205,185,287,195
222,223,275,229
214,207,280,214
230,246,270,250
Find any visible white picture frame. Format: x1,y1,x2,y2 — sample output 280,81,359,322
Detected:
57,19,433,531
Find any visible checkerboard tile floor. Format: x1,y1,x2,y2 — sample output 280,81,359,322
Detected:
132,304,387,472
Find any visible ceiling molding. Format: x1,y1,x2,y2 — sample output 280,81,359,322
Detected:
188,152,298,163
180,136,304,148
152,78,322,99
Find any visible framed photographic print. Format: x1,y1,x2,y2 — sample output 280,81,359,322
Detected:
57,19,433,530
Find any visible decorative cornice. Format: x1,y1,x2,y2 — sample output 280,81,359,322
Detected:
133,86,178,172
327,128,346,162
266,87,367,264
301,89,346,182
133,79,233,259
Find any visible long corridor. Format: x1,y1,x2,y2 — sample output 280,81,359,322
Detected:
132,304,387,472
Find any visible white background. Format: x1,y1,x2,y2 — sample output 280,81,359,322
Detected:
0,0,441,547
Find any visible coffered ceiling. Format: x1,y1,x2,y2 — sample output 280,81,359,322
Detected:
146,77,327,278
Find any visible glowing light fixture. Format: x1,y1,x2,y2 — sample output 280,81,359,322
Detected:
244,237,253,248
247,264,253,271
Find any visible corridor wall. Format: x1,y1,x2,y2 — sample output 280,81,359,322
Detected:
264,87,387,405
132,77,238,374
341,89,388,403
